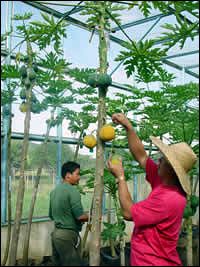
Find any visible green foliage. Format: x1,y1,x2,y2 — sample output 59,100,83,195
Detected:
115,39,172,83
156,17,199,50
184,195,199,219
101,222,127,244
191,195,199,208
13,12,33,21
1,65,21,80
135,83,199,145
137,1,199,19
80,1,126,31
106,92,141,118
29,13,68,54
1,82,18,106
67,67,96,86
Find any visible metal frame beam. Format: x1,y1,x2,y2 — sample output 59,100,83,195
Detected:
111,11,174,32
1,132,157,151
20,1,199,79
162,50,199,60
185,64,199,70
21,1,199,79
162,59,199,78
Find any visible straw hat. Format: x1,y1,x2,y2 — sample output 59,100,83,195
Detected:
150,136,197,195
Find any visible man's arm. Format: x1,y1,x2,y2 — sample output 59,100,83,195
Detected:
117,177,134,221
76,212,89,222
112,113,148,170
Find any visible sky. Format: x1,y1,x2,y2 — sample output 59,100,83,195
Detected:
1,1,199,156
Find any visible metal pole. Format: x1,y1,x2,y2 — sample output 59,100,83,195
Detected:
133,115,138,203
182,65,185,85
1,1,13,224
56,107,62,185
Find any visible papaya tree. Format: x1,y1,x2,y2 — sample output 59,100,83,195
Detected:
2,11,70,266
80,2,128,265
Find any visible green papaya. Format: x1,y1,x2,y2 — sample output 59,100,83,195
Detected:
20,65,27,78
24,55,29,62
24,78,31,89
20,88,26,100
33,64,39,72
191,206,197,216
31,92,37,103
183,206,193,219
88,73,112,89
29,71,36,81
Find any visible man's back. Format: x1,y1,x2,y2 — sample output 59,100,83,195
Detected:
130,158,186,266
49,182,84,232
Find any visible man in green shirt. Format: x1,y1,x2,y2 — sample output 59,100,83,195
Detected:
49,161,89,266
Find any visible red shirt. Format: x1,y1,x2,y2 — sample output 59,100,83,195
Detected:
131,158,186,266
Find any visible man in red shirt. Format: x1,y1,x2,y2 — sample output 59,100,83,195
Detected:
106,113,197,266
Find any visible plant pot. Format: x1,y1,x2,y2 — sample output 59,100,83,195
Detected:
177,225,199,266
100,246,120,266
100,243,131,266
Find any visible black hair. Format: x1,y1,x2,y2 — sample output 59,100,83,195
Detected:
61,161,80,179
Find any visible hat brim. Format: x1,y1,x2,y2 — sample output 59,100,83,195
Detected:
150,136,191,195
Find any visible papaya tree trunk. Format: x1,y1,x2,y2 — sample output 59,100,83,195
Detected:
8,39,33,266
148,140,152,157
22,108,55,266
107,193,118,258
2,104,12,266
113,195,125,265
186,215,193,266
89,3,108,266
186,189,193,266
81,197,94,259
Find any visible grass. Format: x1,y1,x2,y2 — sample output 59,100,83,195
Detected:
8,173,148,221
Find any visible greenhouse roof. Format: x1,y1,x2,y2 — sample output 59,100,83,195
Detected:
1,1,199,137
21,1,199,80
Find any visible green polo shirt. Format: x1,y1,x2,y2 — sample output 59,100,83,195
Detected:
49,182,84,232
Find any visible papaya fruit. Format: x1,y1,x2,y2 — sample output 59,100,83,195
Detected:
24,78,31,89
88,73,112,89
31,92,37,103
29,70,36,81
24,55,29,62
20,65,27,78
83,135,97,148
111,154,120,165
33,64,39,72
19,102,27,113
183,205,193,219
99,125,115,142
19,88,26,100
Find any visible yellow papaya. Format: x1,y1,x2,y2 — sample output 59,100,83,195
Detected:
111,154,120,165
19,102,27,113
83,134,97,148
99,125,115,142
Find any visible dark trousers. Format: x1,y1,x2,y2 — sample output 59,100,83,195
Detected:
51,228,81,266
